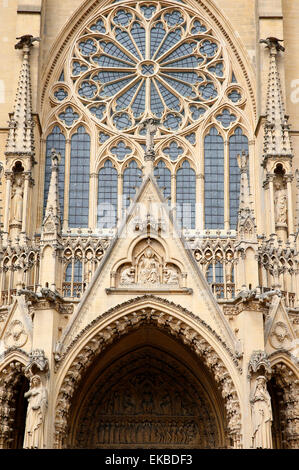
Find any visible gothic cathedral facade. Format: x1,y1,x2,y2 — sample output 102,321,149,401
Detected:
0,0,298,450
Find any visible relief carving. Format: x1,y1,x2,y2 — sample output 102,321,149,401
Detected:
117,239,181,288
138,248,160,284
269,321,292,350
4,319,28,348
274,177,287,227
74,349,220,449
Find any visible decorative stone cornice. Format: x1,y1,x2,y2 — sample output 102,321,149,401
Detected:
17,287,73,315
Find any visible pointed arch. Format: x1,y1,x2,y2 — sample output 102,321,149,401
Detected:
69,125,90,228
204,126,224,229
53,296,243,449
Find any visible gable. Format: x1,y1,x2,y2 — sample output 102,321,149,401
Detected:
0,297,33,354
265,295,297,356
59,174,237,353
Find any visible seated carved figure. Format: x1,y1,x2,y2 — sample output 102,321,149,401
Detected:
120,267,135,285
164,267,179,285
138,248,160,284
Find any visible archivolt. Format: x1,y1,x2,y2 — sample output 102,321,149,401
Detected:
0,353,28,448
53,295,243,448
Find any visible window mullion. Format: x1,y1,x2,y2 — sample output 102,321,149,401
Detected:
224,139,230,231
64,138,71,231
90,172,98,228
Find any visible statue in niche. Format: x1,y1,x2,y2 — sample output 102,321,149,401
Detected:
10,175,23,223
274,178,287,226
164,267,179,285
120,266,135,285
138,248,160,284
250,376,273,449
23,375,48,449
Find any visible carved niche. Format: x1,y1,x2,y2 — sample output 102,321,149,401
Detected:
115,238,182,289
72,347,222,449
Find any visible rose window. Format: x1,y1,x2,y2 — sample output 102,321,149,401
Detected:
71,2,224,134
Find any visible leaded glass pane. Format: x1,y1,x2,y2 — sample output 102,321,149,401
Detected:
204,127,224,229
123,161,142,209
176,160,196,229
97,160,118,228
154,161,171,203
68,260,82,283
65,262,72,283
43,126,65,219
229,127,249,229
69,126,90,228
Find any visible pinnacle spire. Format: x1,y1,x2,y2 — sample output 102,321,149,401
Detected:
260,38,293,161
236,151,256,239
5,36,39,157
42,149,61,234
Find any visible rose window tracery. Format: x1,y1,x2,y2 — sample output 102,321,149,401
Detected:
71,2,224,134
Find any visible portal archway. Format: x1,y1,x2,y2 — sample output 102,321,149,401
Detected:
54,298,242,448
67,326,227,448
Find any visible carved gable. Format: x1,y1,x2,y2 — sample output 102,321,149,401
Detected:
59,175,236,353
0,297,33,353
265,296,297,356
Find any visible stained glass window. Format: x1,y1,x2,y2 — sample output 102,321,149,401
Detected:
123,161,142,209
72,5,222,132
97,160,118,228
43,126,65,219
204,127,224,229
176,161,196,229
154,161,171,202
229,127,249,229
65,260,82,283
206,263,223,284
69,126,90,227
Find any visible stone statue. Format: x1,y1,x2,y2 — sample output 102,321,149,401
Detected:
120,267,135,285
23,375,48,449
250,376,273,449
237,150,249,173
141,118,160,155
10,176,23,223
274,179,287,225
138,248,160,284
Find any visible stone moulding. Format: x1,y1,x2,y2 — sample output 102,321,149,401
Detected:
53,296,243,449
55,294,239,368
